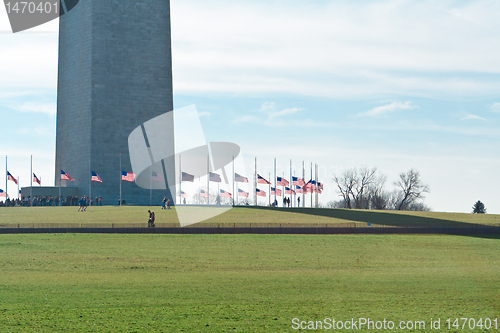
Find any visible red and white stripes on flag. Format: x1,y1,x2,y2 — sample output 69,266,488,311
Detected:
121,171,135,182
182,172,194,182
33,173,41,185
234,173,249,183
209,172,222,183
285,187,295,195
295,186,304,194
91,171,102,183
61,170,75,181
238,189,249,197
181,191,187,198
257,174,271,185
7,172,18,185
256,189,266,197
200,189,211,198
220,189,232,198
276,177,289,186
0,189,7,197
292,176,305,186
271,187,282,196
152,171,163,182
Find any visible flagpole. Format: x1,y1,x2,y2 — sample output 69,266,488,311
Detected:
30,155,33,207
302,161,305,207
58,154,61,207
89,153,92,206
254,157,257,206
207,155,209,205
149,167,152,206
316,164,319,208
268,172,271,206
119,153,122,206
17,175,19,202
5,155,8,201
282,171,285,208
232,155,235,207
290,159,292,208
179,154,182,205
274,158,276,206
311,162,313,208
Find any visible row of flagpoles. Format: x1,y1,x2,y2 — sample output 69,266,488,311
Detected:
179,157,324,207
2,154,137,205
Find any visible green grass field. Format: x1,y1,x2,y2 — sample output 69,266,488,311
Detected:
1,206,499,228
1,233,499,332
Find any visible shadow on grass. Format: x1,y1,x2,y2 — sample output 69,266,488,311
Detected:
249,207,498,228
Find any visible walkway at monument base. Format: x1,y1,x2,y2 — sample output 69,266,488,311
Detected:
1,225,500,235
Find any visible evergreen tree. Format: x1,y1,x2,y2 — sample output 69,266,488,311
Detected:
472,200,486,214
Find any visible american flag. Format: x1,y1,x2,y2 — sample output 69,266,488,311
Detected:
18,190,21,199
182,172,194,182
181,191,187,198
318,182,324,191
200,189,211,198
0,189,7,197
220,189,232,198
234,173,249,183
61,170,75,181
276,177,289,186
257,174,271,185
304,180,316,192
121,171,135,182
271,187,282,196
209,172,222,183
285,187,296,195
7,172,18,185
256,188,266,197
292,176,305,186
152,171,163,182
33,173,41,185
91,171,102,183
238,189,249,197
295,186,303,194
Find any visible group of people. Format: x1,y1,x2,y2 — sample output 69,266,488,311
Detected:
161,197,171,210
0,196,103,207
270,196,299,208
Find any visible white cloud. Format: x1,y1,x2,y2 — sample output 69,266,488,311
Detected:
461,113,486,121
268,107,302,121
198,112,211,117
258,102,276,112
361,101,418,117
171,0,500,98
9,102,56,115
491,103,500,113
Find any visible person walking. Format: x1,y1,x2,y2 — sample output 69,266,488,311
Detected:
148,210,154,227
167,199,171,209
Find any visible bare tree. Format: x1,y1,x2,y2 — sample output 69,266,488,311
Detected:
394,169,429,210
333,168,357,209
352,167,378,209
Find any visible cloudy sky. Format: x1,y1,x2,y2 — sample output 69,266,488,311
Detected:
1,0,499,213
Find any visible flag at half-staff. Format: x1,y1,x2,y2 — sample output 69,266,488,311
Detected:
0,189,7,197
121,171,135,182
234,173,249,183
33,173,41,185
285,187,295,195
292,176,305,186
180,191,187,198
276,177,289,186
91,171,102,183
7,172,18,185
256,189,266,197
151,171,163,182
238,189,249,197
61,170,75,181
220,189,232,198
257,174,271,185
271,187,282,196
209,172,222,183
295,185,304,194
182,172,194,182
200,189,211,198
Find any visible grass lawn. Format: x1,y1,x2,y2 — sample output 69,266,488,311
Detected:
1,206,499,228
1,234,499,332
